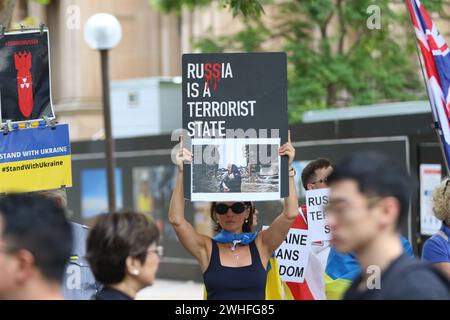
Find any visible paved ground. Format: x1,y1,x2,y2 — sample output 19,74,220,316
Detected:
136,279,204,300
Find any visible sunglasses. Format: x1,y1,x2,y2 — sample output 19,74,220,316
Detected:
311,177,328,185
215,202,248,215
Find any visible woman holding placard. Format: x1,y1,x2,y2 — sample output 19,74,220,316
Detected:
168,132,298,300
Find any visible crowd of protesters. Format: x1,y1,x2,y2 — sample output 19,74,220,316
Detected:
0,138,449,299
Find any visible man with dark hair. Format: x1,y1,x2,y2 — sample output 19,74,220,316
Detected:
301,158,332,190
283,158,333,300
0,193,73,299
298,157,414,300
299,158,333,264
327,151,450,299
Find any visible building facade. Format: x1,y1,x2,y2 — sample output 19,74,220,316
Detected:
9,0,240,140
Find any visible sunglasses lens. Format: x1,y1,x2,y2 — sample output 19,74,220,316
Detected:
231,202,246,214
215,203,228,215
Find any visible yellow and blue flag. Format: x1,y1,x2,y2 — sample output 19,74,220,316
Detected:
0,124,72,193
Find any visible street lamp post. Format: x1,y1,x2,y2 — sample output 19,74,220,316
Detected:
84,13,122,212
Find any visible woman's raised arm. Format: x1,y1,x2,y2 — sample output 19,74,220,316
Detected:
168,138,210,270
258,131,298,255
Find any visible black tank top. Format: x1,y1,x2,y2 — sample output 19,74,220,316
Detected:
203,240,267,300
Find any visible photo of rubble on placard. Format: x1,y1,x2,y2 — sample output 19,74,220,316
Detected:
191,139,280,201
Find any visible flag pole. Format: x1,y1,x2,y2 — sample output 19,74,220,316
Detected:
405,0,450,176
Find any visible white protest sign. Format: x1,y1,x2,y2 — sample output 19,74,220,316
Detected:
263,225,310,283
420,164,442,235
305,188,331,241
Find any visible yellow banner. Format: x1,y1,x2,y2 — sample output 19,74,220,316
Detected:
0,155,72,193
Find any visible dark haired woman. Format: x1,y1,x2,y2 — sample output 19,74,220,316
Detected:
169,132,298,300
86,211,162,300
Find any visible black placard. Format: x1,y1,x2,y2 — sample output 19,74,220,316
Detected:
0,29,54,124
182,52,288,201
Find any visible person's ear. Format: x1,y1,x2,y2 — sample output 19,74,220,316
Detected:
306,183,314,190
14,249,35,284
125,256,142,276
380,197,400,229
243,206,250,219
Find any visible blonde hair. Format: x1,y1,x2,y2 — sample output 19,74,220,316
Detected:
432,178,450,224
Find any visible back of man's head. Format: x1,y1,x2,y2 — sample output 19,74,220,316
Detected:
0,193,72,285
328,151,414,229
35,188,68,209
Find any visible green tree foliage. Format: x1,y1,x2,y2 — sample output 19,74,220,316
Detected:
0,0,51,27
154,0,446,122
149,0,265,17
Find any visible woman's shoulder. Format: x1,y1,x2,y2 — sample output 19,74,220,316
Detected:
93,287,133,300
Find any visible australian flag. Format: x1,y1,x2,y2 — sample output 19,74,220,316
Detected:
407,0,450,170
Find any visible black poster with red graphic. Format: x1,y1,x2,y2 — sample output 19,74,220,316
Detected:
182,53,288,201
0,30,54,123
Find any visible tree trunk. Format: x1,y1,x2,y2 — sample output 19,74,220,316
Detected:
327,83,337,107
0,0,17,28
